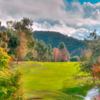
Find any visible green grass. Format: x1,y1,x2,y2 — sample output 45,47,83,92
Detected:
14,62,92,99
62,84,93,96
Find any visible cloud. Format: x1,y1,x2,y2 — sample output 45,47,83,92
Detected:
0,0,65,20
33,21,76,36
72,28,89,40
0,0,100,39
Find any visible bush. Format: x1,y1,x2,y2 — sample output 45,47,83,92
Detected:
0,48,10,69
0,48,23,100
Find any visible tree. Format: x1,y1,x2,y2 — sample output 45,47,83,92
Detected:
58,42,66,50
13,18,33,61
8,35,19,56
0,28,20,60
34,40,48,61
46,44,53,61
81,30,100,72
53,48,60,62
58,42,70,61
81,30,100,83
34,40,53,61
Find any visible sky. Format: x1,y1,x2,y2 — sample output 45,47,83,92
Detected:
0,0,100,39
66,0,100,4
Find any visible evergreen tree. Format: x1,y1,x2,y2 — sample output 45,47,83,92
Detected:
58,42,66,50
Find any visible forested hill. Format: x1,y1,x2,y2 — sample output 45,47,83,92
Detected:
33,31,85,56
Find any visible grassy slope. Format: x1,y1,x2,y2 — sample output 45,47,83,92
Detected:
15,62,92,99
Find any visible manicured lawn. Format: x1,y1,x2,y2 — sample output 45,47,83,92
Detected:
15,62,92,99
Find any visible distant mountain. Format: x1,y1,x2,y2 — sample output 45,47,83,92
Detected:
33,19,89,40
33,31,85,56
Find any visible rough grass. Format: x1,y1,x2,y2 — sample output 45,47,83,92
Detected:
14,62,92,100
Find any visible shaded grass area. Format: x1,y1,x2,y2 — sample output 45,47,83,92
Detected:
62,84,93,96
14,62,92,99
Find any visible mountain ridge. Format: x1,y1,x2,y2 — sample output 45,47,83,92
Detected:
33,31,85,56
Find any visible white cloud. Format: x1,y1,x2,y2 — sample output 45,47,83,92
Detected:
0,0,100,39
0,0,65,20
33,21,76,36
72,28,89,40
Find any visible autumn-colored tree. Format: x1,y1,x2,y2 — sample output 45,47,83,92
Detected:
58,42,70,61
53,48,60,62
13,18,33,61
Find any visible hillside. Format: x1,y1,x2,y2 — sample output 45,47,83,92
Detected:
33,31,85,56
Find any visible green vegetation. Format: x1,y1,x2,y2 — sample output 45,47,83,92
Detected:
0,19,98,100
34,31,85,56
34,40,53,61
0,48,23,100
14,62,92,99
80,30,100,85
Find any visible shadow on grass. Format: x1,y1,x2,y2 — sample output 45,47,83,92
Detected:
61,84,93,97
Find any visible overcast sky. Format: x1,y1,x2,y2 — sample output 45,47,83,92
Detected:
0,0,100,39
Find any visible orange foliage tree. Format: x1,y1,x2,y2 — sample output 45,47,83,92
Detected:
13,18,33,61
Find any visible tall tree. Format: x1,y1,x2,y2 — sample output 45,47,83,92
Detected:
34,40,48,61
58,42,70,61
47,44,53,61
13,18,33,60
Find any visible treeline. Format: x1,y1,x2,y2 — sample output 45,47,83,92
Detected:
0,18,70,62
34,31,85,56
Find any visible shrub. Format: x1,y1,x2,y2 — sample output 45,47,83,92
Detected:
0,48,23,100
0,48,10,69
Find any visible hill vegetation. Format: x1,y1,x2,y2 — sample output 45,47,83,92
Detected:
34,31,85,56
